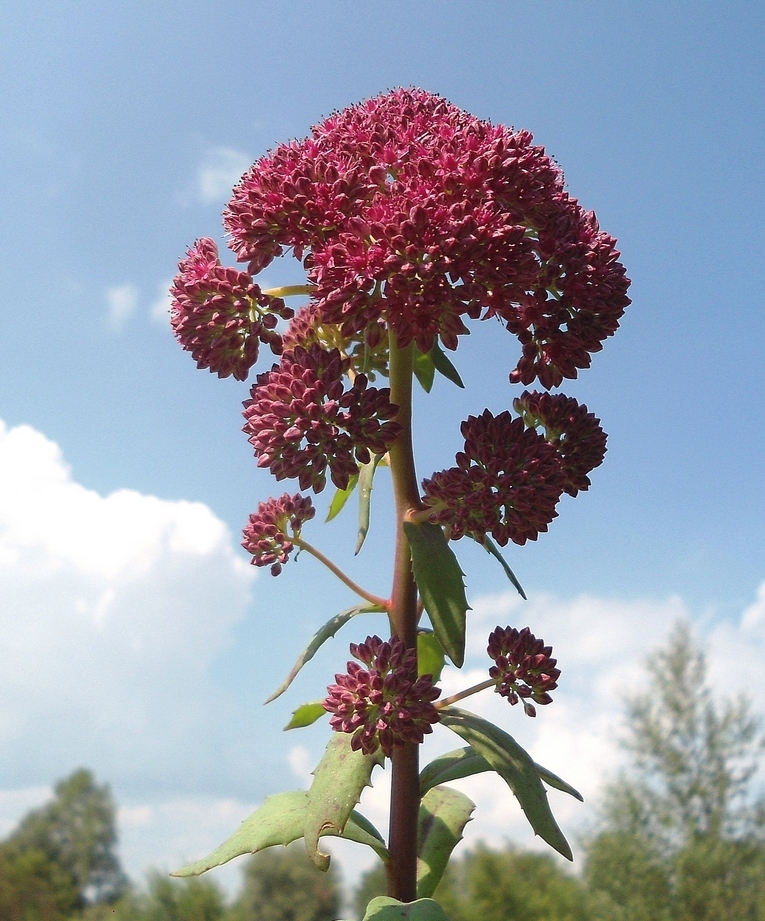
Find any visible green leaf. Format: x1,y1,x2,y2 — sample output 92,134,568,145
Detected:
480,535,527,599
403,521,469,667
356,455,383,554
417,631,446,683
419,747,490,794
417,786,474,898
534,763,584,802
172,791,388,877
420,746,583,802
284,701,327,730
362,897,453,921
413,348,436,393
304,732,384,869
430,342,464,388
326,476,359,522
439,706,573,860
265,604,378,704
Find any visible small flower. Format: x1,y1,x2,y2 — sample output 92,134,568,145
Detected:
513,391,607,496
170,238,293,380
323,635,441,756
242,493,315,576
242,343,401,493
422,409,565,546
487,626,560,716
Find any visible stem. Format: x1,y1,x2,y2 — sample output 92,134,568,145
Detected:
437,678,497,709
293,537,388,610
385,335,422,903
263,284,312,298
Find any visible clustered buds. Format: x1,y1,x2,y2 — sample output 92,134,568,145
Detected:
422,409,565,546
487,626,560,716
222,88,629,388
241,493,315,576
422,396,606,545
242,343,401,493
323,636,441,756
170,238,293,380
513,391,607,496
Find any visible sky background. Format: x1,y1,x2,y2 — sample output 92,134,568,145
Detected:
1,0,764,900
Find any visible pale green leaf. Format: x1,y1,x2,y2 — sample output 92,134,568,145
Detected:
284,701,327,730
362,897,453,921
326,476,359,522
304,733,384,869
417,786,474,898
439,706,573,860
413,349,436,393
172,791,387,877
265,604,378,704
356,455,383,554
403,521,469,667
417,631,446,684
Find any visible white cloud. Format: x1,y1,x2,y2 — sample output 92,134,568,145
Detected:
106,283,140,331
197,146,252,205
0,419,256,796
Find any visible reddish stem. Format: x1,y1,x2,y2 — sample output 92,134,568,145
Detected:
385,336,422,902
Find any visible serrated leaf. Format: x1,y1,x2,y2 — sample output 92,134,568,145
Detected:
417,631,446,683
305,732,384,869
480,535,527,599
439,706,573,860
172,791,387,877
417,786,474,898
265,604,378,704
284,701,327,730
413,349,436,393
362,897,453,921
326,476,359,522
356,455,383,554
420,746,582,802
403,521,469,667
430,342,464,388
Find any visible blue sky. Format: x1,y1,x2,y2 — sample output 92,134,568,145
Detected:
1,0,764,895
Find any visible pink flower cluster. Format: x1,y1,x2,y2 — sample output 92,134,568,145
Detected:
223,88,629,388
242,344,401,493
170,238,293,381
487,626,560,717
422,396,606,546
323,635,441,756
241,493,315,576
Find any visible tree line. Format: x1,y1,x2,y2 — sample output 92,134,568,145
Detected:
3,622,764,920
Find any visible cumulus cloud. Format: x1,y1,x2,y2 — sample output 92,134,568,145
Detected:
106,283,140,331
150,277,174,325
0,419,255,797
197,146,251,205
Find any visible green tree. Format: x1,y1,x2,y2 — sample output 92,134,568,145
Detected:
0,844,80,921
9,769,127,907
133,872,226,921
585,621,765,921
231,843,341,921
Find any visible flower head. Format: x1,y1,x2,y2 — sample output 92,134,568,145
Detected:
242,343,401,493
513,391,607,496
487,626,560,716
422,409,565,546
242,493,315,575
223,89,630,387
323,635,441,756
170,238,293,380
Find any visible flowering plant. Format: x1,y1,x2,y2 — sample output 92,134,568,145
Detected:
168,89,629,921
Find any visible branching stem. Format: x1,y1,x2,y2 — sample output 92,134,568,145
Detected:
437,678,497,709
293,537,388,610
